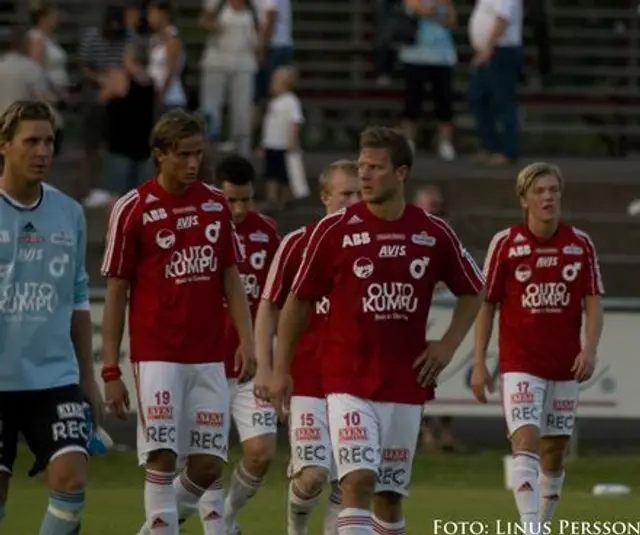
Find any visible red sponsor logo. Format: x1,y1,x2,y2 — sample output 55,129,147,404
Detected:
553,399,575,412
382,448,409,462
147,406,173,420
196,411,224,427
255,397,271,409
295,427,320,441
511,392,534,404
338,427,368,441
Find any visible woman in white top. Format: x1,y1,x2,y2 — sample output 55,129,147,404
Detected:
199,0,260,156
28,1,68,153
147,0,187,112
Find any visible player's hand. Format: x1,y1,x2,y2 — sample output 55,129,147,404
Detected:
572,350,596,382
235,340,257,382
104,379,130,420
253,364,272,402
470,363,493,404
83,379,105,427
414,339,456,387
269,371,293,419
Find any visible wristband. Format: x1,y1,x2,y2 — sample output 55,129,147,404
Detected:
101,365,122,382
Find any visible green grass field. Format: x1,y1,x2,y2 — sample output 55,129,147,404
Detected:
4,446,640,534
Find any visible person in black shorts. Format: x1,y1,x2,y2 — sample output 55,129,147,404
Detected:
0,101,102,534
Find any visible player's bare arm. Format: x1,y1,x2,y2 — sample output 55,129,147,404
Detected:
71,309,103,423
572,294,603,382
270,294,313,416
471,301,497,403
223,264,255,379
101,277,131,419
253,299,280,400
415,291,484,387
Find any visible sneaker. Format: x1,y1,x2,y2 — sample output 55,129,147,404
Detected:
438,141,456,162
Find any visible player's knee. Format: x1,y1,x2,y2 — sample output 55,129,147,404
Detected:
242,435,276,476
373,491,403,523
340,470,376,507
146,449,178,473
540,437,569,472
186,454,223,487
296,466,329,496
510,424,540,454
47,451,87,493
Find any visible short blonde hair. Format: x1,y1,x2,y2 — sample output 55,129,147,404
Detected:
150,109,204,168
319,159,358,196
0,100,55,143
515,161,564,197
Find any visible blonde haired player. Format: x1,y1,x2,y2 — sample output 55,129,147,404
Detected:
472,162,604,534
254,160,360,535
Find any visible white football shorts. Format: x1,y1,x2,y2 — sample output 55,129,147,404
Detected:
327,393,422,496
501,372,579,438
228,379,277,442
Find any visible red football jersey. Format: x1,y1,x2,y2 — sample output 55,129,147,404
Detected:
262,223,328,398
292,202,484,404
222,211,280,378
101,179,243,364
484,223,604,380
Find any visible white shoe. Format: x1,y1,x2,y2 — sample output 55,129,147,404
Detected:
438,141,456,162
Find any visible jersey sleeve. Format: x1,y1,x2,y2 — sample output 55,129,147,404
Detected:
262,229,304,308
292,215,342,301
578,231,605,296
482,230,510,302
432,217,485,296
221,203,244,267
101,191,140,280
73,204,90,309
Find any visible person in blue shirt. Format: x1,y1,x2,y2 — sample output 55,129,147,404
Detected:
0,100,102,535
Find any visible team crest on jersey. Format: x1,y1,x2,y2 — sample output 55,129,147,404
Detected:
156,229,176,249
249,231,269,243
201,201,223,212
353,257,374,279
508,244,531,258
563,245,583,255
514,264,532,282
342,232,370,248
411,232,436,247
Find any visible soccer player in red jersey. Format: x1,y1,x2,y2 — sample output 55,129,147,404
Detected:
254,160,360,535
195,154,281,535
471,162,604,533
100,110,254,535
270,127,485,535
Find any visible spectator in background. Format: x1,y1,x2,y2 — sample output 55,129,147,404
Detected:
78,4,131,207
147,0,187,113
101,42,155,199
414,184,465,452
0,27,49,113
399,0,457,161
468,0,523,166
260,65,303,212
27,0,68,154
198,0,260,156
254,0,293,117
125,1,145,43
374,0,396,86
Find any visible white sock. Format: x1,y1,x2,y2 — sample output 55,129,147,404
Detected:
144,470,179,535
174,471,206,525
372,515,406,534
337,507,372,535
198,479,225,535
288,480,322,535
540,470,565,522
224,461,264,527
323,482,341,535
512,452,541,534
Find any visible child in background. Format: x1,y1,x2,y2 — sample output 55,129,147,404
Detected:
260,66,304,212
